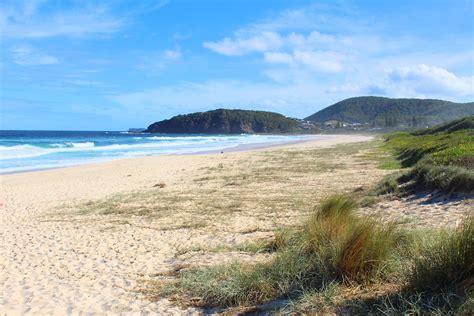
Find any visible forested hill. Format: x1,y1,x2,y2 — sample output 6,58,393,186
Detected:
145,109,299,134
305,96,474,126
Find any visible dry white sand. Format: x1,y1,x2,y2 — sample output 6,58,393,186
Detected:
1,134,470,314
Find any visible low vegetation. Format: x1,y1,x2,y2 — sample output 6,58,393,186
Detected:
384,116,474,194
411,216,474,292
155,195,473,313
161,196,405,307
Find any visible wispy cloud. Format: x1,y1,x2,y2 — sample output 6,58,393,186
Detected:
63,79,103,87
264,50,344,73
203,30,347,57
0,1,122,39
136,47,183,73
0,0,170,39
235,2,365,35
204,32,283,56
163,48,182,61
131,0,169,15
11,45,58,66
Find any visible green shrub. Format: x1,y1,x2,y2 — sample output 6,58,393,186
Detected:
414,164,474,193
375,173,401,195
429,143,474,168
384,118,473,193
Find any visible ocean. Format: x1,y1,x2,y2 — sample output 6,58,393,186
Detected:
0,130,314,174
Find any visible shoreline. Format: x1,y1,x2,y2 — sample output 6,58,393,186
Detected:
0,134,356,176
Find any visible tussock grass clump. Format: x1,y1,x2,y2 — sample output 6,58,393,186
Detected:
163,196,406,307
410,216,474,292
316,194,357,218
303,195,404,283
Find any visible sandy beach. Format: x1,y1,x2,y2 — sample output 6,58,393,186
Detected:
1,134,471,314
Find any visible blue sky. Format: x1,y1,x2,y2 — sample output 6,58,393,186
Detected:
1,0,473,130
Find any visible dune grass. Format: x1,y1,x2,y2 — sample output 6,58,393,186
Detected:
410,216,474,292
349,218,474,314
302,195,404,283
160,195,408,308
154,195,473,314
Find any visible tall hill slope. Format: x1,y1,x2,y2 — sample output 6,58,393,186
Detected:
145,109,299,134
305,96,474,126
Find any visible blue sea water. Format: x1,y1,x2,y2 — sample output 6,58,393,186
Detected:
0,131,314,174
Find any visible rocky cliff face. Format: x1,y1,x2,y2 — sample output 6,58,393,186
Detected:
145,109,299,134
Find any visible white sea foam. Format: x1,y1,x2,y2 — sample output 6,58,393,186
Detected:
0,145,49,160
66,142,95,148
0,136,310,160
0,134,315,173
0,142,95,160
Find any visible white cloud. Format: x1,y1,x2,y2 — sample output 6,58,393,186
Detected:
387,64,473,97
203,32,283,56
264,49,344,73
204,30,344,57
137,47,183,72
203,28,366,74
235,3,367,36
164,48,182,61
11,45,58,66
0,1,123,38
204,29,348,74
263,51,293,64
292,50,344,73
287,31,337,48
